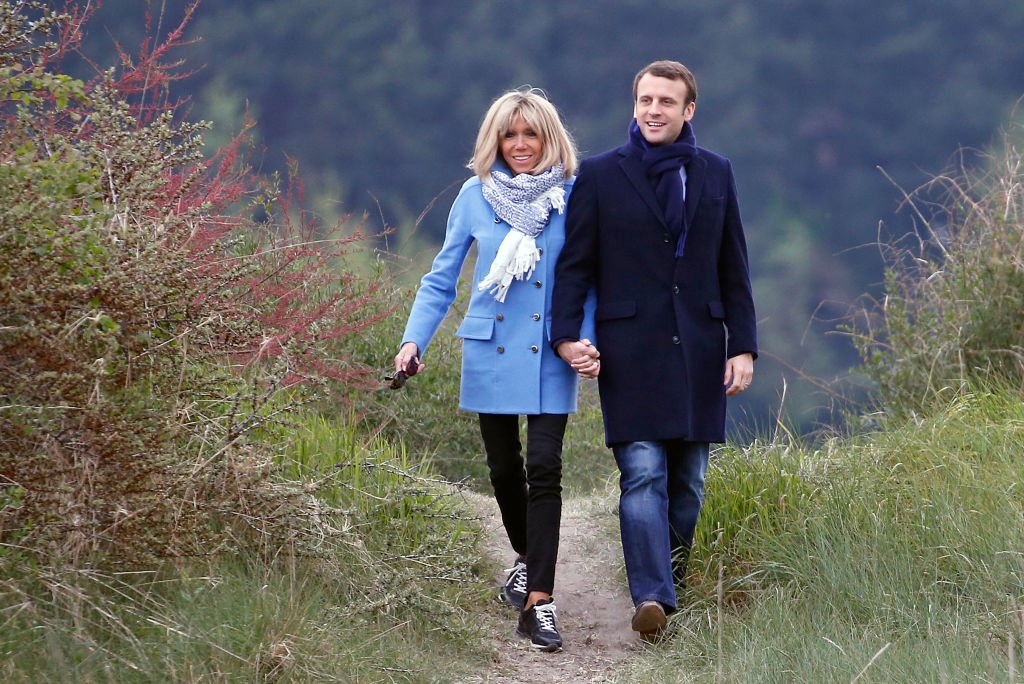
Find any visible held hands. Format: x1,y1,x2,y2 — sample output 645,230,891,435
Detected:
556,338,601,379
724,353,754,396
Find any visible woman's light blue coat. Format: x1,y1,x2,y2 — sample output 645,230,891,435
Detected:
401,175,596,415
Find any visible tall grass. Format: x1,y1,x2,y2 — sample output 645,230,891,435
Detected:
621,389,1024,682
0,415,490,682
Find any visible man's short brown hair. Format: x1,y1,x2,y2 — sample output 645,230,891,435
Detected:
632,60,698,105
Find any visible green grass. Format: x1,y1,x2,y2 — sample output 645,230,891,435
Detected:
6,391,1022,682
622,389,1024,683
0,415,493,683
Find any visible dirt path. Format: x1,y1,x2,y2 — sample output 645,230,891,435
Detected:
459,490,642,683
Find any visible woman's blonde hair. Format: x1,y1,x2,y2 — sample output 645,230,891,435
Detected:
469,87,577,180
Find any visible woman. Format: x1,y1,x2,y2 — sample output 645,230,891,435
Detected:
394,88,597,652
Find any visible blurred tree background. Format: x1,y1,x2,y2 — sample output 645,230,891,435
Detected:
72,0,1024,435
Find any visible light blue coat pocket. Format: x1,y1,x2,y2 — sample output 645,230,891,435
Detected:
455,315,495,340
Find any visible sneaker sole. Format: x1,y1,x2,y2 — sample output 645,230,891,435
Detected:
516,628,562,652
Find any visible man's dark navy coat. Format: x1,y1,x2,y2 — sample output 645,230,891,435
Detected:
551,134,757,445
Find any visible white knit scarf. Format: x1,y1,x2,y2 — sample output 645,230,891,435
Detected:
478,163,565,302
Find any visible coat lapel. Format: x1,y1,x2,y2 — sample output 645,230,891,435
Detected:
617,147,667,228
684,154,706,230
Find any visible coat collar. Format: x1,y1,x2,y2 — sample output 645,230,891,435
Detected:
617,144,707,229
617,145,665,226
684,152,706,230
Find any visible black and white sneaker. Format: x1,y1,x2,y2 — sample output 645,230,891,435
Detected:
517,598,562,652
499,559,527,610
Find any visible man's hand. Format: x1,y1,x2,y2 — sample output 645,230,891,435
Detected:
557,338,601,379
724,352,754,396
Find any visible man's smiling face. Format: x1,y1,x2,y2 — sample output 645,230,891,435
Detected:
633,73,695,146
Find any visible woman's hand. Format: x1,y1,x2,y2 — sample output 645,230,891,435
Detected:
394,342,424,376
557,338,600,379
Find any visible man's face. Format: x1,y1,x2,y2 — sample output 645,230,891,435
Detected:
633,73,695,146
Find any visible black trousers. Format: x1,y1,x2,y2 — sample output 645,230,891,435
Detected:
478,412,567,596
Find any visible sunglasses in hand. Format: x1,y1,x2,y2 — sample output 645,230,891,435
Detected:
385,356,420,390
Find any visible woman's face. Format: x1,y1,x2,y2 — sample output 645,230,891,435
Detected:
500,115,544,176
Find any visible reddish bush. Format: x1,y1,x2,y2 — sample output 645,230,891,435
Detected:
0,1,393,565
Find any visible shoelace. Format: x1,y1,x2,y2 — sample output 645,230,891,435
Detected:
505,562,527,595
533,602,558,633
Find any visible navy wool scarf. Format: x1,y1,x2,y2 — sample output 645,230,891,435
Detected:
628,118,696,257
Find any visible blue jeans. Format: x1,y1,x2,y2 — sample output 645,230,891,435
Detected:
612,440,710,611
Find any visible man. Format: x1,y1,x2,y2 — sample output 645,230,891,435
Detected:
551,60,757,640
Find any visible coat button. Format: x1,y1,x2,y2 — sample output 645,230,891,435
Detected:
663,233,671,243
530,345,539,353
496,313,504,321
672,285,679,294
672,335,680,345
532,313,540,321
494,216,502,223
534,280,542,288
497,346,505,353
538,248,543,255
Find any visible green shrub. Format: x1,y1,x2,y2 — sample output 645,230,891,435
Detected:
848,121,1024,419
0,5,494,680
0,1,388,567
